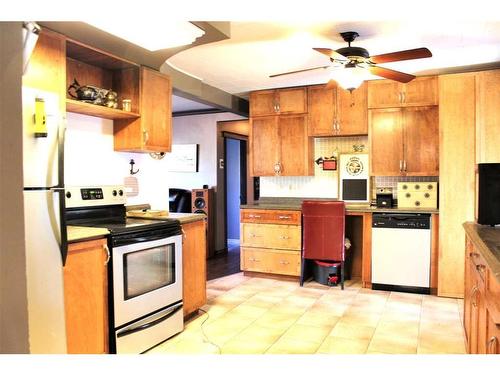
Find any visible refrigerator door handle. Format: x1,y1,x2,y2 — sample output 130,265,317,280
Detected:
52,187,68,265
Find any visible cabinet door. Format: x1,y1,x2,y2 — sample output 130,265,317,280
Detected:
251,116,279,176
369,108,404,175
486,310,500,354
277,87,307,114
307,85,336,136
403,76,438,106
337,82,368,136
279,115,312,176
367,80,402,108
250,89,277,117
141,68,172,152
64,239,108,354
403,106,439,176
464,245,473,350
182,220,207,317
476,70,500,163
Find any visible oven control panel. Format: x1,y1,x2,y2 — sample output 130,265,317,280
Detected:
65,185,126,208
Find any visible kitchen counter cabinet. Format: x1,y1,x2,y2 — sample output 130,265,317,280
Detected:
250,114,313,176
307,82,367,137
367,76,438,108
182,219,207,318
369,106,439,176
63,238,109,354
250,87,307,117
463,223,500,354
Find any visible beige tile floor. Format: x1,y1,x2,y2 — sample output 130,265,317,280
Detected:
147,273,466,355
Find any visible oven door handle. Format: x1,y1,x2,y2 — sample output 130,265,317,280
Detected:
116,303,183,338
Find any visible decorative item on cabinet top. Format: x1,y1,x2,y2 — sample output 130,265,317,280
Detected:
67,79,118,108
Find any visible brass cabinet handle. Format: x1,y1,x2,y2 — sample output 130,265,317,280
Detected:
278,215,291,220
181,228,186,244
403,160,407,172
143,130,149,144
248,214,261,219
469,252,478,258
279,260,290,265
399,160,403,172
249,233,262,238
337,119,341,134
279,235,290,240
403,92,406,103
398,92,402,103
249,257,260,262
103,244,111,266
274,162,282,175
487,336,498,354
471,286,479,308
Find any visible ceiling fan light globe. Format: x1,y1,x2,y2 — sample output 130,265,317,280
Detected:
332,65,366,92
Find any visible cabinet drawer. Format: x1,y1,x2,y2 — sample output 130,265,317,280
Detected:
241,223,301,250
241,247,301,276
241,209,301,225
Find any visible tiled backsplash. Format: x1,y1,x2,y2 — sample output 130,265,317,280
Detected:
260,136,369,198
373,176,439,199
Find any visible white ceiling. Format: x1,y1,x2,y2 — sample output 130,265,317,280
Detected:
167,21,500,97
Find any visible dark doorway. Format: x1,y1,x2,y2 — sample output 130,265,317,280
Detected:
207,134,247,281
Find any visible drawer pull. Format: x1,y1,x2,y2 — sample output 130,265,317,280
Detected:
249,257,260,262
278,215,291,220
104,244,111,266
279,260,290,265
279,235,290,240
249,233,262,238
476,264,486,273
469,252,478,258
248,214,261,219
487,336,498,354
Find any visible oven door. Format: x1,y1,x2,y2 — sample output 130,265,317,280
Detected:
112,234,182,327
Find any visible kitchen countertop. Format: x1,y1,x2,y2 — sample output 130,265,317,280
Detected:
241,198,439,214
67,225,109,243
463,222,500,284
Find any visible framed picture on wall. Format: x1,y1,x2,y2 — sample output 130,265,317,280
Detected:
166,144,199,172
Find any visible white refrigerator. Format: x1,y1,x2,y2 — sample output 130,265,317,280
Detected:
22,87,68,353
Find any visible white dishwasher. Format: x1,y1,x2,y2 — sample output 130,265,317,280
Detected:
371,212,431,294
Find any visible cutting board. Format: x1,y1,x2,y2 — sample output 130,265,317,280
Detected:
127,209,168,218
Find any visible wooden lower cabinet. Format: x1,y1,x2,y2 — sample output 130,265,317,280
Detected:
182,220,207,317
240,209,301,277
241,247,301,276
464,234,500,354
63,238,109,354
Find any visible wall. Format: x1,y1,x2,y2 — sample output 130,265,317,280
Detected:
0,22,30,353
169,113,244,191
65,113,171,210
260,136,368,198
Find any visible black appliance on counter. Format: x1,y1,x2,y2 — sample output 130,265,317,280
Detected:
478,163,500,226
65,185,183,354
376,193,393,208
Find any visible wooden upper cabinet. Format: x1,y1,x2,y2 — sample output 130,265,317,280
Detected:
476,69,500,163
307,83,367,137
337,82,368,136
114,67,172,152
250,87,306,117
250,89,278,117
23,29,66,107
368,76,438,108
403,106,439,175
369,106,438,176
250,116,279,176
279,115,311,176
369,108,404,175
250,115,312,176
64,239,109,354
277,87,307,114
307,85,336,136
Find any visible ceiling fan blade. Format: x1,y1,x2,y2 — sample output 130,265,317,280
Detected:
325,79,337,90
313,48,348,62
369,48,432,64
367,65,415,83
269,65,330,78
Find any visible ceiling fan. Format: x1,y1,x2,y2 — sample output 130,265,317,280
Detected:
270,31,432,91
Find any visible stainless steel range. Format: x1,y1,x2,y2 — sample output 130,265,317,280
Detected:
65,185,183,354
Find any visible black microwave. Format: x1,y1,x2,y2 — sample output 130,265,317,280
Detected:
478,163,500,226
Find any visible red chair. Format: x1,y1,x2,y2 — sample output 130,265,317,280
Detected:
301,200,346,289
